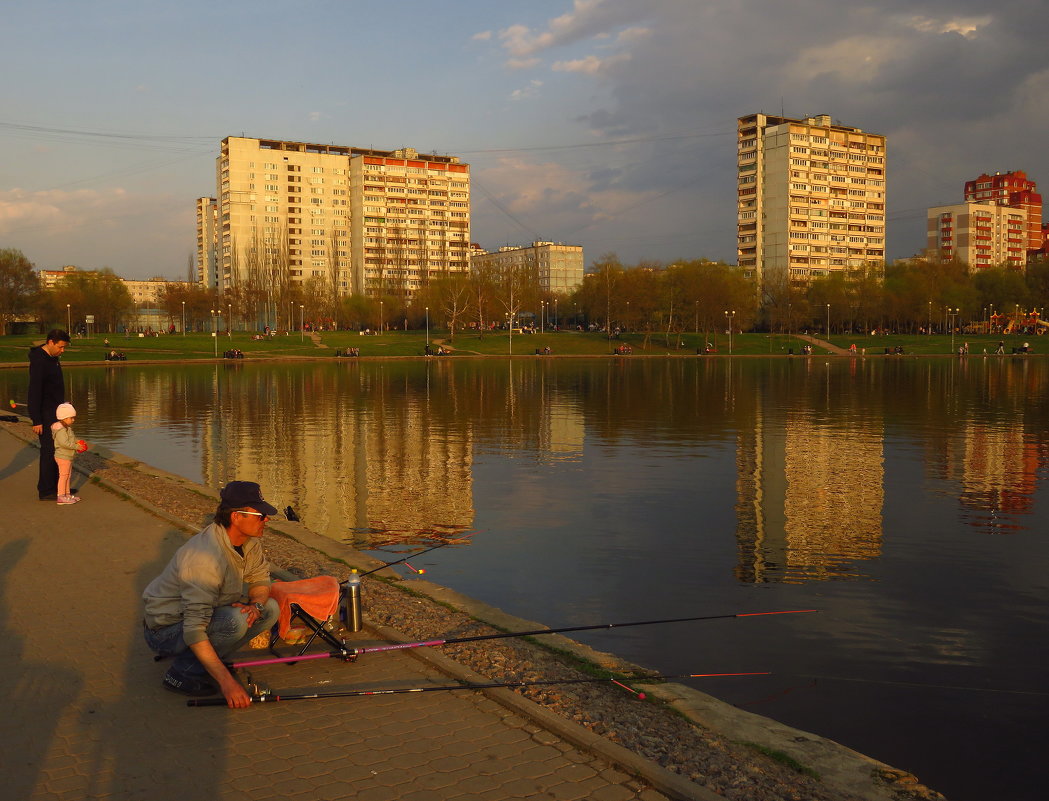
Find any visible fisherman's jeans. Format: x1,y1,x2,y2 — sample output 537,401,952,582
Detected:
143,600,280,677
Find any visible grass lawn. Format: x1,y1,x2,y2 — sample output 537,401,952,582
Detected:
1,329,1043,364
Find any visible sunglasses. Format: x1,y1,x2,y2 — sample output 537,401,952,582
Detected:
237,511,269,520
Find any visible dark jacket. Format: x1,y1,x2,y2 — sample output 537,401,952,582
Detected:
28,345,65,427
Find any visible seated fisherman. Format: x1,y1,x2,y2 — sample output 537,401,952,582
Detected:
142,481,280,707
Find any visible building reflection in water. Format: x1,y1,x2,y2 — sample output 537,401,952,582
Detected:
734,361,884,583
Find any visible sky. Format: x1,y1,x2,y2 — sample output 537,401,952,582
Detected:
1,0,1048,280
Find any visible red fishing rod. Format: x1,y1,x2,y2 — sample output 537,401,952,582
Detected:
232,609,817,669
188,670,772,707
359,531,477,577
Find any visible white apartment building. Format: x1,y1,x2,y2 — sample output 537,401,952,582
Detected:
210,136,470,299
470,241,584,294
926,202,1028,269
196,197,219,289
737,113,887,287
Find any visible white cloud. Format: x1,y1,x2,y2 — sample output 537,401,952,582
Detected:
906,14,992,39
472,30,492,41
309,111,322,121
506,57,541,70
510,80,544,101
553,52,631,76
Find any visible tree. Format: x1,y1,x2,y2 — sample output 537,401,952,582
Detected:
0,249,39,335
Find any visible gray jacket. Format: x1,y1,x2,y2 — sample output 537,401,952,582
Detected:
142,522,270,645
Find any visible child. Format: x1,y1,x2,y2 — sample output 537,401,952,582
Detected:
51,402,84,505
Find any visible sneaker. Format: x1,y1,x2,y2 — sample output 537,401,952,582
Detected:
56,495,77,505
162,669,218,697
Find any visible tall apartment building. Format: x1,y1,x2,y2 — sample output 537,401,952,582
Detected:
926,202,1028,269
964,170,1042,256
208,136,470,299
196,197,219,289
737,113,887,287
469,241,584,295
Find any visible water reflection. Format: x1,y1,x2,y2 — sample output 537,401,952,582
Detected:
2,356,1046,560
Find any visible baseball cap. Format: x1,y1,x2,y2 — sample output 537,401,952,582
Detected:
219,481,278,516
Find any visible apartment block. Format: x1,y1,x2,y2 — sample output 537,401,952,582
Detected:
926,202,1028,269
470,241,584,294
737,113,887,286
196,197,219,289
210,136,470,299
964,170,1042,255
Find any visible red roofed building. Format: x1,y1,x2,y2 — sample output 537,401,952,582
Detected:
964,171,1043,254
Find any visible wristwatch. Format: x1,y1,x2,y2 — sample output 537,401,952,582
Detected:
252,602,265,615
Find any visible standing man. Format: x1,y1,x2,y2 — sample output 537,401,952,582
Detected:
28,329,70,501
142,481,280,708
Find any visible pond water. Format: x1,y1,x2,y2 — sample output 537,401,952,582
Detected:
4,356,1047,801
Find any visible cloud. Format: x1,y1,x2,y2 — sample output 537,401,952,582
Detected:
0,187,190,275
309,111,322,121
510,80,544,101
472,30,492,41
552,52,631,76
905,14,992,38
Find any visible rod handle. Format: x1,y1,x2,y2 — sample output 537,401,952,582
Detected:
186,697,230,707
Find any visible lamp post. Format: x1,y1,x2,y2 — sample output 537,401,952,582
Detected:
228,303,233,337
724,310,735,355
181,301,186,336
210,309,220,357
553,298,558,329
927,300,931,335
66,304,71,335
695,300,699,336
299,305,304,342
379,300,383,334
425,306,429,349
540,301,545,334
826,303,831,340
948,308,959,354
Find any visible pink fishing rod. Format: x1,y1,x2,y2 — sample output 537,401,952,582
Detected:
231,609,817,669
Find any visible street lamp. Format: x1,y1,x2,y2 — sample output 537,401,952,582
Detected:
210,309,220,357
826,303,831,340
379,300,383,334
540,301,545,334
299,304,304,342
948,308,959,354
425,306,429,349
66,304,71,335
228,303,233,337
927,300,932,335
181,301,186,336
553,298,558,329
724,310,735,355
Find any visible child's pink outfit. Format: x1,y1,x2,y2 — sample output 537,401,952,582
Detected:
51,420,81,505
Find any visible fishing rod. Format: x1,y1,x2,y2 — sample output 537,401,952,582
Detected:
188,670,772,707
232,609,817,669
359,530,476,577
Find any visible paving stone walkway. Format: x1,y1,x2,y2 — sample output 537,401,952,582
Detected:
0,429,674,801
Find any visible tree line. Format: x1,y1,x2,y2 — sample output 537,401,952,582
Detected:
4,245,1048,338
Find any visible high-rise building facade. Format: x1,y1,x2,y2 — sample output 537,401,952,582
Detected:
964,170,1043,256
208,137,470,299
196,197,219,289
737,113,887,287
469,241,585,295
926,202,1028,269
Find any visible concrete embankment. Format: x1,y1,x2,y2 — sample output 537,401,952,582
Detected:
0,418,942,801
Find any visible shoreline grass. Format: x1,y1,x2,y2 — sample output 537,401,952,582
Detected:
0,329,1044,365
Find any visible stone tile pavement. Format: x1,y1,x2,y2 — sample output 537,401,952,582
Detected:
0,428,691,801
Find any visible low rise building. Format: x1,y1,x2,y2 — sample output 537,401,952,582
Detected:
927,202,1028,270
470,241,584,294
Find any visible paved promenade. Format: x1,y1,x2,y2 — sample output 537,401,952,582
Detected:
0,429,684,801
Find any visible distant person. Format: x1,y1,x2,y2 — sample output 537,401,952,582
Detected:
51,402,85,505
142,481,280,707
28,329,70,501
